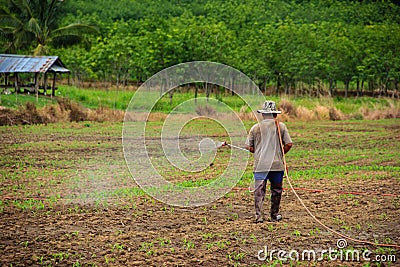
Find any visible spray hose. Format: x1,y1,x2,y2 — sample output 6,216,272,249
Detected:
274,119,400,249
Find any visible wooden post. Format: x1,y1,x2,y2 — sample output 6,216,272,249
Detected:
44,72,48,96
5,73,8,88
52,72,56,97
14,73,19,94
34,72,39,102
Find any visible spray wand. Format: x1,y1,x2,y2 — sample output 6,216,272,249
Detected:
219,141,249,152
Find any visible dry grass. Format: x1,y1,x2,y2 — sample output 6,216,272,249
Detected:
360,100,400,120
1,98,398,126
238,105,257,121
314,105,330,120
295,106,316,121
87,106,124,122
0,98,125,126
278,98,296,116
329,107,346,121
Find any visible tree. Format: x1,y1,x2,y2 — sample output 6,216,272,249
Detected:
0,0,98,55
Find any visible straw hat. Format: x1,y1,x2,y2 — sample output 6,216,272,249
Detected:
257,100,281,114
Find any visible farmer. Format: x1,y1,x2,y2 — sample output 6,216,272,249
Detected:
245,100,292,223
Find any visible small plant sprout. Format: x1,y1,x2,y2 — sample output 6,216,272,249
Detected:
139,242,154,255
250,234,257,242
112,243,124,251
227,251,245,261
202,232,213,239
293,230,301,237
379,213,387,221
182,238,195,250
104,255,115,264
157,237,171,247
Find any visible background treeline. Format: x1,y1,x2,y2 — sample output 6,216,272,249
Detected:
2,0,400,96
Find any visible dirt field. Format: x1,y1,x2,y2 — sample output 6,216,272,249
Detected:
0,119,399,266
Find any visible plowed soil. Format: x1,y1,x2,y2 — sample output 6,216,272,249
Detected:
0,120,399,266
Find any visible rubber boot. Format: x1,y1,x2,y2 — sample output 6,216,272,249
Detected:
254,180,267,223
270,182,283,221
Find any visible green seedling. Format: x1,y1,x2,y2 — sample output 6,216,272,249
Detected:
293,230,301,237
104,255,114,264
52,252,69,261
227,251,245,261
182,238,195,250
112,243,124,251
379,213,387,221
139,242,154,255
202,232,214,239
250,234,257,242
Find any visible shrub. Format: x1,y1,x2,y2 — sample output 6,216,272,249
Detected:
195,105,216,116
329,107,345,121
278,99,296,116
295,106,315,121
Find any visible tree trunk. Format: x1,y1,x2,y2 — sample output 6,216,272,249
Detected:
263,78,268,95
384,76,389,96
52,72,56,97
276,75,280,96
169,90,173,105
344,79,349,98
206,82,210,102
195,83,198,104
360,79,364,96
356,79,360,97
231,76,235,96
34,73,39,102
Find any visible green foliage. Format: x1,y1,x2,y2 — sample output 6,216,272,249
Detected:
1,0,400,95
0,0,98,55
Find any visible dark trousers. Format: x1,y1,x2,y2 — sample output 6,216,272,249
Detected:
254,171,284,219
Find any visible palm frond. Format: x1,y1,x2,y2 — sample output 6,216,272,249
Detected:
0,3,23,28
0,14,23,29
26,17,42,36
20,0,34,19
50,34,84,47
13,28,34,48
51,23,99,37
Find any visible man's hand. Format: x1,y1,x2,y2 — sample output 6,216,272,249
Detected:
245,145,254,153
283,143,292,154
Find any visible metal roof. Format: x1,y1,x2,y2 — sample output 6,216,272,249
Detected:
0,54,70,73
